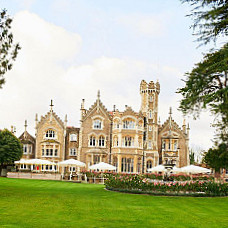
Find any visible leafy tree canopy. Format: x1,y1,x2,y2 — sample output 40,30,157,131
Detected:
0,129,23,169
0,9,20,88
178,43,228,141
182,0,228,45
203,143,228,172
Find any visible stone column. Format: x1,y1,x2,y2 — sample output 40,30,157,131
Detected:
117,154,121,173
133,155,137,173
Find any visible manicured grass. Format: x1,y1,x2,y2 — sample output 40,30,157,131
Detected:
0,178,227,228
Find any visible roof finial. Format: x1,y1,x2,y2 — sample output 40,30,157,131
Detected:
24,120,27,132
169,107,172,117
97,90,100,100
50,99,54,112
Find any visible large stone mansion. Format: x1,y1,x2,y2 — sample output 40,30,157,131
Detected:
19,80,190,173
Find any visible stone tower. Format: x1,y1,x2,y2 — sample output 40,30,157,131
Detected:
140,80,160,151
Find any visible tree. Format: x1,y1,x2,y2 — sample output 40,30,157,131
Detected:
0,9,20,88
0,129,23,175
181,0,228,45
179,0,228,143
189,150,195,164
178,43,228,141
203,143,228,176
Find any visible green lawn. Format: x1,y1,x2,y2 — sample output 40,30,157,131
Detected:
0,178,227,228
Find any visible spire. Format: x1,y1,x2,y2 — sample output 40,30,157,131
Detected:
182,118,186,133
24,120,27,132
169,107,172,134
97,90,100,100
169,107,172,118
81,99,85,109
50,99,54,112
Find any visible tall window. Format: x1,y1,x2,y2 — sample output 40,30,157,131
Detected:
41,145,58,157
114,120,120,129
123,120,135,129
70,148,77,156
149,95,153,102
46,130,55,139
90,136,96,146
147,160,153,170
23,144,32,154
98,136,105,147
149,110,152,119
162,141,166,150
93,119,102,129
70,134,77,141
94,155,100,164
121,157,134,173
123,136,134,147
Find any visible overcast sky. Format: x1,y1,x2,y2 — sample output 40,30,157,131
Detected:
0,0,220,151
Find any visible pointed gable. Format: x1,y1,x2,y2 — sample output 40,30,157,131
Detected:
36,111,65,129
19,131,35,144
82,92,112,122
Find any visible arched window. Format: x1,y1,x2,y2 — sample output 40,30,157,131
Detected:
46,130,55,139
93,119,102,129
113,119,120,129
89,136,96,146
147,160,153,170
149,95,153,102
98,136,105,147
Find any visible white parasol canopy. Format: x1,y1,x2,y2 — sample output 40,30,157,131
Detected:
23,159,56,165
59,159,85,167
180,165,211,174
14,159,28,164
89,162,116,171
171,166,182,173
147,165,167,172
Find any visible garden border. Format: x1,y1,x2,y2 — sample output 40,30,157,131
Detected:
105,186,228,197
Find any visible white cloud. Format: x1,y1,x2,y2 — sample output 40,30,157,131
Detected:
0,11,214,151
118,14,165,37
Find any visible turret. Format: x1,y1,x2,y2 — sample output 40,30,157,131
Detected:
80,99,86,121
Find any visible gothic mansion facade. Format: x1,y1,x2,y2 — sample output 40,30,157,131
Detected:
19,80,190,173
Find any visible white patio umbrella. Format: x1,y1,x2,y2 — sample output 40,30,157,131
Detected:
59,159,85,167
171,166,182,173
180,165,211,174
25,159,55,165
14,159,29,164
89,162,116,171
147,165,167,172
59,159,86,181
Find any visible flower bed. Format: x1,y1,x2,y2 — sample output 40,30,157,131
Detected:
105,174,228,197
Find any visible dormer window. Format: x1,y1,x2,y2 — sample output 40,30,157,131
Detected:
46,130,55,139
93,119,102,129
70,134,77,141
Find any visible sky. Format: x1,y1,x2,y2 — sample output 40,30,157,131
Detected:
0,0,219,152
